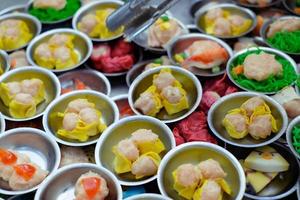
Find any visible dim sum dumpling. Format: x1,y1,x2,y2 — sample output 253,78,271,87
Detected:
34,43,55,69
48,34,74,48
9,50,29,68
267,18,300,38
20,79,45,104
134,85,163,117
74,171,109,200
9,93,36,118
205,8,224,22
131,129,165,154
173,164,202,200
79,108,99,125
193,180,222,200
153,68,177,91
198,159,226,180
0,82,21,106
33,0,67,10
66,99,94,114
131,152,161,179
222,109,249,139
53,46,79,69
9,163,48,191
241,96,266,117
213,18,231,37
0,149,30,181
62,112,80,131
77,14,100,37
249,115,273,139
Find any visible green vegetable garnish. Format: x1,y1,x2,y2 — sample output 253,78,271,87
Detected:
296,0,300,7
160,15,169,22
292,125,300,154
29,0,81,22
230,49,297,93
153,58,163,64
180,52,188,59
212,66,220,73
267,31,300,54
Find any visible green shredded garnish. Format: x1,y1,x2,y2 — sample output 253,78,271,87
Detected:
153,58,163,64
297,0,300,7
212,66,220,73
29,0,81,22
292,125,300,154
230,49,297,93
267,31,300,54
160,15,169,22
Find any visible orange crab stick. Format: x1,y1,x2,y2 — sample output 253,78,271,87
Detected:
188,48,228,64
0,148,17,165
82,177,101,199
13,164,36,181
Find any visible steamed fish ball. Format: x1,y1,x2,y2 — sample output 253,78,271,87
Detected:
66,99,94,113
194,180,222,200
267,18,300,38
78,14,99,36
20,79,43,97
131,129,158,143
223,112,248,137
243,52,282,81
9,163,48,191
241,97,265,117
228,15,246,27
62,112,80,131
213,18,231,37
249,115,272,139
205,8,224,21
48,34,72,47
161,86,182,104
153,71,176,91
79,108,99,124
0,20,21,39
131,156,158,177
134,92,157,115
33,0,66,10
14,93,34,105
117,139,139,161
6,82,21,96
176,164,201,187
198,159,226,179
35,43,53,59
75,171,109,200
283,99,300,118
53,46,72,62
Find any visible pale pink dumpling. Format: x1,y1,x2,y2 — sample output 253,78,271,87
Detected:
117,139,139,162
20,79,43,97
134,92,156,115
62,112,80,131
66,99,93,113
33,0,66,10
213,18,231,37
153,71,176,91
6,82,21,96
131,129,158,144
198,159,226,179
79,108,99,124
199,180,222,200
35,43,53,60
14,93,34,105
249,114,272,139
241,97,265,117
161,86,182,104
224,113,248,133
175,164,201,187
78,14,99,35
131,156,158,177
267,18,300,38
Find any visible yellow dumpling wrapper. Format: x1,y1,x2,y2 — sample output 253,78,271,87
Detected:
134,138,165,155
161,86,189,115
30,79,46,105
222,108,249,139
139,85,163,117
9,99,36,118
204,11,230,35
0,83,14,106
0,67,3,75
49,35,75,49
249,106,278,133
231,19,252,36
112,146,133,174
193,180,223,200
216,178,232,195
152,68,183,89
77,15,101,38
54,49,79,70
34,55,55,69
96,10,123,39
132,152,161,179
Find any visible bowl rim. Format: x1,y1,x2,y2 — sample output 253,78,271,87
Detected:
124,193,172,200
226,46,298,94
260,15,300,56
235,0,282,8
72,0,124,42
34,163,123,200
42,90,119,147
0,12,42,52
94,115,176,186
58,69,111,96
286,115,300,160
243,142,300,199
194,3,257,39
26,28,93,73
157,141,246,200
0,112,5,133
0,4,26,16
111,94,128,102
128,65,202,124
0,127,61,196
207,91,289,148
282,0,300,17
0,49,10,73
25,0,81,24
166,33,233,77
0,66,61,122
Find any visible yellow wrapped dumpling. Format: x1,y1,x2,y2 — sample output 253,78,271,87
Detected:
48,34,75,49
240,96,269,117
193,180,223,200
173,164,202,200
160,85,189,115
77,13,101,38
153,68,181,91
113,139,139,174
131,152,161,179
0,82,21,106
34,43,55,69
20,79,45,105
134,85,163,117
9,93,36,118
0,67,3,76
222,108,249,139
53,46,79,69
216,178,232,195
131,129,165,154
231,18,252,36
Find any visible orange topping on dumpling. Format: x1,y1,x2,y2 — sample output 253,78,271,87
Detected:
0,149,17,165
82,177,101,199
13,164,36,181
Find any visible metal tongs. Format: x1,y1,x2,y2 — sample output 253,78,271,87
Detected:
106,0,181,41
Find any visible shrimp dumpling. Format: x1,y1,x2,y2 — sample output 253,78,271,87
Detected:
62,112,80,131
173,164,202,200
53,46,78,69
0,82,22,106
20,79,45,104
131,129,165,154
205,8,224,22
66,99,94,114
74,171,109,200
193,180,222,200
198,159,226,180
34,43,54,69
77,14,100,37
153,69,177,91
267,18,300,38
249,115,273,139
222,109,249,139
213,18,231,37
0,149,30,181
241,97,266,117
33,0,66,10
9,163,48,191
48,34,74,48
9,93,36,118
134,86,163,117
131,152,160,179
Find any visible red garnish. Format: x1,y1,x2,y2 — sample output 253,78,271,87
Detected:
14,164,36,181
0,148,17,165
188,48,228,64
74,79,87,90
61,88,73,94
82,177,101,199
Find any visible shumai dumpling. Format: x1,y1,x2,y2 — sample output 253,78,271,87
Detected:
131,152,161,179
222,109,249,139
161,85,189,115
0,82,21,106
48,34,74,48
77,14,101,38
131,129,165,154
229,15,252,36
193,180,222,200
20,79,45,104
34,43,55,69
75,171,109,200
33,0,66,10
53,46,79,69
241,97,267,117
198,159,226,180
9,163,48,191
0,149,30,181
113,139,139,174
153,68,177,91
134,85,163,117
9,93,36,118
213,18,231,37
66,99,94,113
173,164,202,200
